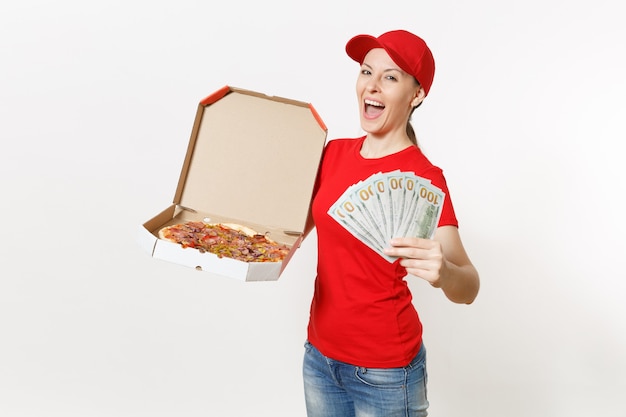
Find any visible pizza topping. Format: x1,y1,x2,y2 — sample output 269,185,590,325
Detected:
158,221,290,263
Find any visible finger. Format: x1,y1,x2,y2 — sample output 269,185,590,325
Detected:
384,246,428,260
400,260,440,283
389,236,432,248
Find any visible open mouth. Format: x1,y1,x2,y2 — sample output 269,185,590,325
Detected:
364,99,385,118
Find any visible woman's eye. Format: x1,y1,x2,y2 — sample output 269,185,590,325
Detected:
386,75,397,81
361,69,371,75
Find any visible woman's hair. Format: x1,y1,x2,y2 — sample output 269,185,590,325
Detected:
406,81,423,146
406,106,420,146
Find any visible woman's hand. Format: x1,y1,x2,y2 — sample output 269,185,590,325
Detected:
383,226,480,304
383,237,447,286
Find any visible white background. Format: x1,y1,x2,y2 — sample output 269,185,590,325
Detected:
1,1,624,416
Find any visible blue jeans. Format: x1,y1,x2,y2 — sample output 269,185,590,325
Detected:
303,340,429,417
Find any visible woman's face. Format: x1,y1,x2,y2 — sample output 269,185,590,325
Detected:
356,48,424,137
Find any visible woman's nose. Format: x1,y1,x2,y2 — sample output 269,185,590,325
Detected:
365,77,379,92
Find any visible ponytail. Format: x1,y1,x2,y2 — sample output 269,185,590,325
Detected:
407,80,424,147
406,121,418,146
406,101,422,147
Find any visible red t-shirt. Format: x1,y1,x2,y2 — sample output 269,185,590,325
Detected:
307,137,458,368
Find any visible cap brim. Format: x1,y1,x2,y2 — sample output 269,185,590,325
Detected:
345,34,383,64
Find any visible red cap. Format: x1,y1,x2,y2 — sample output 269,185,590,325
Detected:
345,30,436,96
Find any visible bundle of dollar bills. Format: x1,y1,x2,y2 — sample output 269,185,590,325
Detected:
328,170,445,262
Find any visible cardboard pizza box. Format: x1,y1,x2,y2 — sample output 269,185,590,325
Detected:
138,86,327,281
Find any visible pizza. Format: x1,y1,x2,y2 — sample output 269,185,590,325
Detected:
158,221,290,262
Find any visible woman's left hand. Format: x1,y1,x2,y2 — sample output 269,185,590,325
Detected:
383,226,480,304
383,237,447,287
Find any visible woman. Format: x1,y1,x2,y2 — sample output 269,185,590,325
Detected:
303,30,480,417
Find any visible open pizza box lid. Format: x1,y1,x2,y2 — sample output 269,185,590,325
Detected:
138,86,327,281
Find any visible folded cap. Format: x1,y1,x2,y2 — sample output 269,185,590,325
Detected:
345,30,435,96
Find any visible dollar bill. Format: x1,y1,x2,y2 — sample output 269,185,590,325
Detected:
328,171,445,262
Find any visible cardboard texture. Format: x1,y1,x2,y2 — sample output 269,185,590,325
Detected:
139,86,327,281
